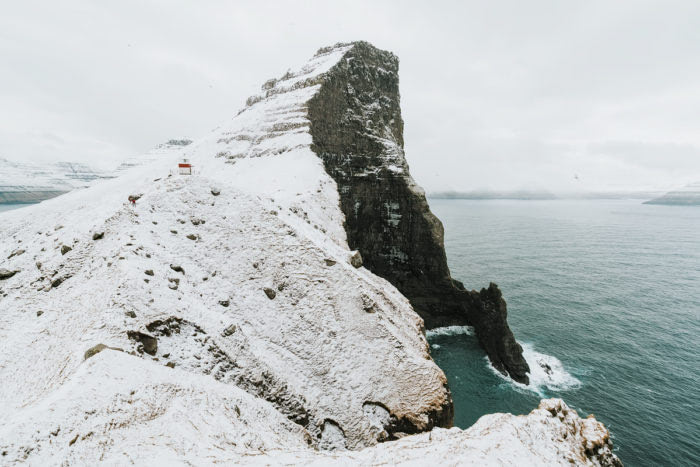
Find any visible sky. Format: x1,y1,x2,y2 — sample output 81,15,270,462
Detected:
1,0,699,193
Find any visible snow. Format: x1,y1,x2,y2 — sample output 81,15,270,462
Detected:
0,157,110,192
0,42,619,465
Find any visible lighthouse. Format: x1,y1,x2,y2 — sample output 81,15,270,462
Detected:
178,158,193,175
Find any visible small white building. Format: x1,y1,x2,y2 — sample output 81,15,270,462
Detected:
178,158,192,175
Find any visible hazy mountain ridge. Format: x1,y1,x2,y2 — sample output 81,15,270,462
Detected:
0,140,192,204
644,182,700,205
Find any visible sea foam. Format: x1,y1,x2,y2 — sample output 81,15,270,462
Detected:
425,325,475,338
487,343,581,395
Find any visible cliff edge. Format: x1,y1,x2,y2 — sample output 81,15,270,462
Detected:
0,41,621,464
305,42,530,383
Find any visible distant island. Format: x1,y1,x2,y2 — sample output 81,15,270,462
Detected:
644,182,700,205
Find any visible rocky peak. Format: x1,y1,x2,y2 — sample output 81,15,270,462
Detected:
306,42,531,384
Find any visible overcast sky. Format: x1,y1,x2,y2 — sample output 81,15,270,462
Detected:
2,0,699,193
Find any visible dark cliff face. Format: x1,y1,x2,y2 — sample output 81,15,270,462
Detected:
307,42,531,385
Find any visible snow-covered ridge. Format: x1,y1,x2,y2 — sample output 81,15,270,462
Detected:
0,140,192,204
0,42,619,465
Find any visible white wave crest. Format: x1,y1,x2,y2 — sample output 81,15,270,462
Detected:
426,325,475,338
487,343,581,394
521,344,581,391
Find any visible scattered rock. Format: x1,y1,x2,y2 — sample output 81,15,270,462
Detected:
222,324,237,336
211,188,221,196
218,299,230,307
36,310,44,317
324,258,336,266
361,294,376,313
170,230,178,234
92,232,104,240
84,343,123,360
190,218,205,225
168,278,180,290
0,269,19,280
8,249,25,259
263,287,277,299
186,234,198,240
126,331,158,355
125,311,137,318
51,275,71,288
166,361,176,368
169,264,185,274
144,269,154,276
349,251,363,268
35,261,42,269
60,245,72,255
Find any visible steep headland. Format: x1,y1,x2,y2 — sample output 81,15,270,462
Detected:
0,41,619,464
306,42,530,383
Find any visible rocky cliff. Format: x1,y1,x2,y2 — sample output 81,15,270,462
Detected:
305,42,530,383
0,41,620,464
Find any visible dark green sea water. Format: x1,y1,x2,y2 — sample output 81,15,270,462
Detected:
428,199,699,467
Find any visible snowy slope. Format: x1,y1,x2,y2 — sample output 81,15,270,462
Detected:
0,158,109,192
0,42,619,465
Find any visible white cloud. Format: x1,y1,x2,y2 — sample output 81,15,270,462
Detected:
1,0,699,191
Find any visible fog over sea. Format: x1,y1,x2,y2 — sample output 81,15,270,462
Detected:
427,199,700,466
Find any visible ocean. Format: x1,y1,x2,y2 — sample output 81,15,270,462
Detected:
427,199,700,466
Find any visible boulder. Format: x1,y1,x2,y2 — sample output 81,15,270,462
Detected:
349,251,363,268
263,287,276,299
8,249,25,259
60,245,72,255
0,268,18,280
84,344,123,360
126,331,158,355
92,232,105,240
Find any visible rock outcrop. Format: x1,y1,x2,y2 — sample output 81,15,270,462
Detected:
0,41,620,464
306,42,530,383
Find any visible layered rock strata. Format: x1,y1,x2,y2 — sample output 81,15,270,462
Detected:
305,42,530,383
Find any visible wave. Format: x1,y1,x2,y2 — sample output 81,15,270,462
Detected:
488,343,581,394
425,325,475,338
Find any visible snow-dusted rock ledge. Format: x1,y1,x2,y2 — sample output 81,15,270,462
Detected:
0,41,620,465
